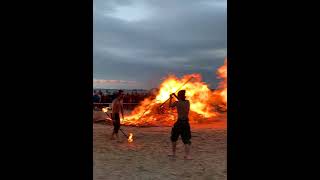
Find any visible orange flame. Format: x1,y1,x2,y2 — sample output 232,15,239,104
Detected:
123,58,227,126
213,58,227,105
128,133,133,142
102,107,109,113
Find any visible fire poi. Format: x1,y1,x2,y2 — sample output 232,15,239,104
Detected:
102,107,134,142
122,58,227,127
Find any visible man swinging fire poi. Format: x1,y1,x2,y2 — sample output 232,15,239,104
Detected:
168,90,192,160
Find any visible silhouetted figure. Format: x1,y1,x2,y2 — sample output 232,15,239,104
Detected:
93,91,101,109
101,93,108,103
168,90,192,160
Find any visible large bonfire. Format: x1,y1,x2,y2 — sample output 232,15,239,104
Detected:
120,58,227,127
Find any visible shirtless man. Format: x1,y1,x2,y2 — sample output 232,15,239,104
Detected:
168,90,192,159
110,90,124,141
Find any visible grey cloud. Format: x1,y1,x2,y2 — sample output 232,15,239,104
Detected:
94,0,226,89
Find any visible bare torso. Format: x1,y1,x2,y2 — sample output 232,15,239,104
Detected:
112,98,123,114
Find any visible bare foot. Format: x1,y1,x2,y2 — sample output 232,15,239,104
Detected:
184,155,193,160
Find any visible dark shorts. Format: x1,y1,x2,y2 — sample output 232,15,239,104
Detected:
112,113,120,133
170,120,191,144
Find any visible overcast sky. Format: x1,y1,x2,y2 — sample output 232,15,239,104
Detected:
93,0,227,89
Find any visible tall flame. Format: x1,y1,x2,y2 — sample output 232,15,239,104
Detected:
122,58,227,126
213,58,227,105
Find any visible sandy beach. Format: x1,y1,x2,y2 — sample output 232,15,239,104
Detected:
93,115,227,180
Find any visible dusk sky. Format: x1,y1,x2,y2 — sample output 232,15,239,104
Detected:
93,0,227,89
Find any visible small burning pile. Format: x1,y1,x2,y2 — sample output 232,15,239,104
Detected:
128,133,133,143
122,58,227,127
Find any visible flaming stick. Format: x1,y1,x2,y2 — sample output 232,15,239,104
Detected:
102,107,112,119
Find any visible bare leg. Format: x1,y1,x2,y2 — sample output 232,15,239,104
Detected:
168,142,177,157
116,133,121,142
184,144,192,160
110,131,115,140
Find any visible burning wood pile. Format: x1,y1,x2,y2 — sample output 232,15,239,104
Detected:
122,58,227,127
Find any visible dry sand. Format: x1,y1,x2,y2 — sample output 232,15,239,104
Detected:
93,118,227,180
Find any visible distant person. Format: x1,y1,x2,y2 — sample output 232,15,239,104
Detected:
123,93,129,103
125,93,130,102
110,90,124,141
168,90,192,160
134,92,138,102
106,94,112,103
98,91,102,102
101,93,107,103
130,92,134,103
93,91,101,109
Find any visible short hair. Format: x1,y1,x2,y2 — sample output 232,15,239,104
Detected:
118,90,124,96
178,90,186,100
